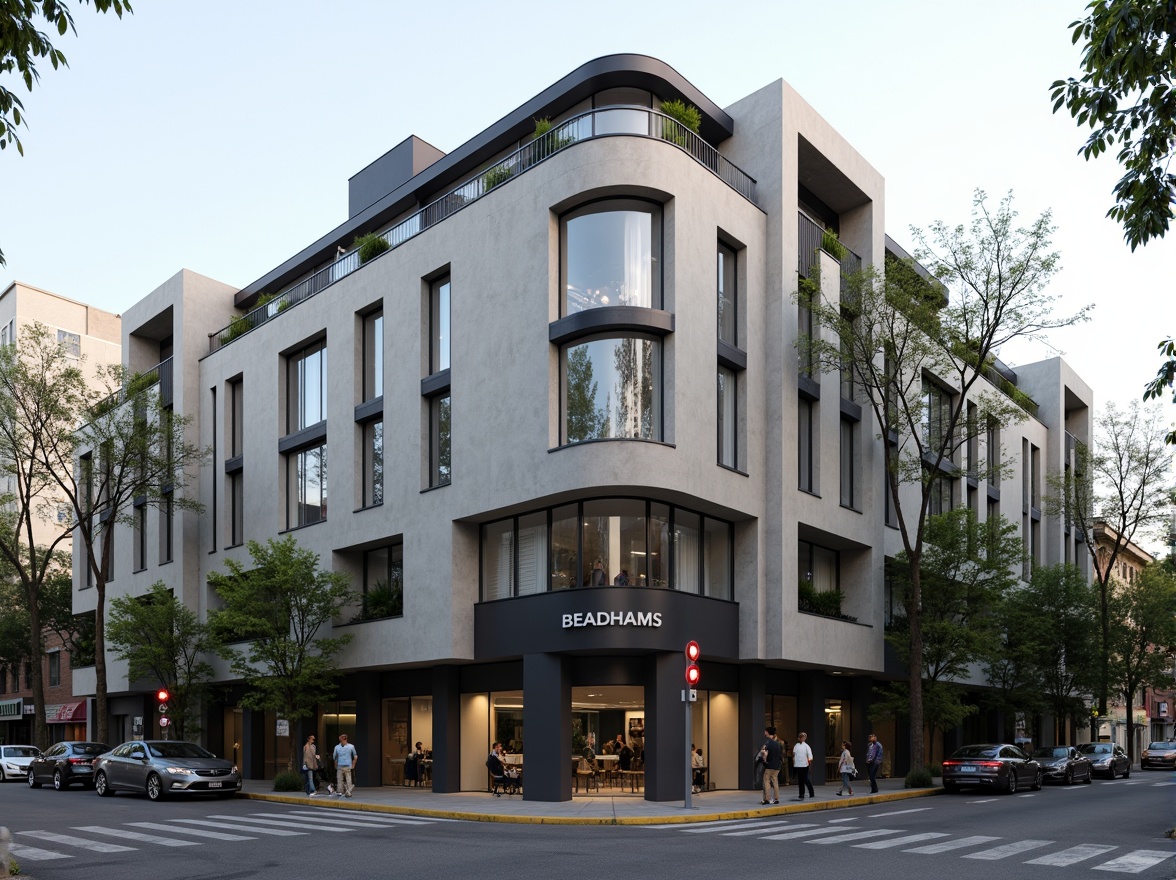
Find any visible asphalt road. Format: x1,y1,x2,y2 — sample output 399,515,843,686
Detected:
1,772,1173,880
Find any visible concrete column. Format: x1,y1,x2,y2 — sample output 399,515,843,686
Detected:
241,708,266,779
431,667,461,793
645,652,688,801
798,670,827,784
353,671,381,787
523,653,571,802
738,664,766,789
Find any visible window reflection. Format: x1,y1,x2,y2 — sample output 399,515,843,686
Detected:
563,202,660,314
563,337,660,443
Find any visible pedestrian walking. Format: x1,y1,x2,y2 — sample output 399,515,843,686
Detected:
792,731,816,800
759,726,783,805
836,740,855,796
865,732,883,793
302,734,320,796
332,733,358,798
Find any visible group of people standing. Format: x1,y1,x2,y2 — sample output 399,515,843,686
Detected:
301,733,358,798
757,728,884,803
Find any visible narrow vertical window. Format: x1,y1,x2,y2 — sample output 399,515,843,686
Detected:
431,396,451,487
718,366,736,469
364,421,383,506
364,310,384,401
798,398,814,493
230,474,243,546
718,242,736,346
288,340,327,432
839,418,856,508
425,277,452,488
159,494,173,564
48,652,60,687
431,278,450,374
133,505,147,571
289,444,327,527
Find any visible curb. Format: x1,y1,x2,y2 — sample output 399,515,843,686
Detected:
240,786,941,825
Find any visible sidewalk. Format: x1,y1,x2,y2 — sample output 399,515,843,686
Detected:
239,775,940,825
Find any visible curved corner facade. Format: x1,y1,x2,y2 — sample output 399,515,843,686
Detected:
76,55,1094,802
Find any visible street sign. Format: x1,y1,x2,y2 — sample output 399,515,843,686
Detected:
159,716,170,727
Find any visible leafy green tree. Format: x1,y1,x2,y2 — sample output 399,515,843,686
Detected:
107,581,218,741
1050,0,1176,251
803,190,1090,774
1142,337,1176,445
0,0,133,264
1107,563,1176,763
1044,400,1174,732
209,536,356,771
874,510,1022,758
993,564,1099,743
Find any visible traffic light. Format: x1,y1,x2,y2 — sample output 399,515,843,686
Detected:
684,641,701,687
156,688,170,711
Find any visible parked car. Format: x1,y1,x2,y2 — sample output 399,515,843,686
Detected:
1140,741,1176,770
0,745,40,782
1076,742,1131,778
941,743,1042,793
93,740,241,801
27,741,111,790
1029,745,1093,785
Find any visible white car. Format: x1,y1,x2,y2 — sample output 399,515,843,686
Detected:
1,745,40,781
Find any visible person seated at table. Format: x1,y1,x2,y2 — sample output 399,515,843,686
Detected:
613,569,630,586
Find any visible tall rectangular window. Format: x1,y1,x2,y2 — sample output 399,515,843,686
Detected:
48,652,60,687
718,242,736,346
798,398,814,493
884,446,899,528
718,367,736,469
986,419,999,487
431,396,451,487
928,473,955,515
798,291,814,378
288,444,327,527
839,418,856,508
133,505,147,571
965,402,979,478
230,379,244,457
288,340,327,432
363,542,403,619
229,473,243,546
363,310,383,400
1030,443,1040,508
431,277,450,374
922,380,953,452
159,494,173,564
364,421,383,506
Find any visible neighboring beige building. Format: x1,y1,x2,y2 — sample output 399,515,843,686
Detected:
0,280,121,742
74,55,1094,800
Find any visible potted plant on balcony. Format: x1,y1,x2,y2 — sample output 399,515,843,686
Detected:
659,99,701,146
821,228,849,261
530,117,574,163
482,163,515,191
355,232,391,264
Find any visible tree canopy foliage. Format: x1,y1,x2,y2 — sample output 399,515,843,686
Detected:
1142,336,1176,444
1050,0,1176,251
0,0,132,264
802,189,1090,774
209,536,355,770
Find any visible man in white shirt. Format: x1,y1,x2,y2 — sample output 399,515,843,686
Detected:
792,731,816,800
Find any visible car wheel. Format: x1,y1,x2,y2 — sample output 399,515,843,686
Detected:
943,781,957,793
1031,770,1042,791
27,769,41,789
1007,772,1018,794
1064,768,1073,785
95,771,113,797
53,770,65,791
145,773,164,801
1122,766,1130,778
1084,769,1092,784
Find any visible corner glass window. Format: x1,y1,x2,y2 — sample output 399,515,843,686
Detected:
562,336,661,444
562,201,661,314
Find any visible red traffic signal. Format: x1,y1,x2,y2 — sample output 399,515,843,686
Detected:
684,641,701,686
156,688,170,703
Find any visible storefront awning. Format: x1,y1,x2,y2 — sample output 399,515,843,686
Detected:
0,698,23,720
46,701,86,723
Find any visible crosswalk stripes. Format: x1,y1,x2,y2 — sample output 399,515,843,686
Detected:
682,818,796,834
127,821,257,841
1094,851,1176,874
962,839,1053,860
204,814,352,832
719,821,796,836
283,808,439,825
807,828,906,845
71,826,201,847
16,830,136,853
854,832,950,849
8,843,72,862
168,818,306,836
761,826,848,841
903,835,1002,854
1026,844,1119,866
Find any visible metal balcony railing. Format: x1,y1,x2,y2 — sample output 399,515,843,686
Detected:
797,211,862,285
90,356,173,418
210,107,759,352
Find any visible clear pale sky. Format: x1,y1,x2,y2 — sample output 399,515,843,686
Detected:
2,0,1173,487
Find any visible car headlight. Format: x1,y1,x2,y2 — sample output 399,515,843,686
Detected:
231,765,239,775
165,767,196,775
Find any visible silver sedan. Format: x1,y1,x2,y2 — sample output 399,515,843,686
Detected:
94,740,241,801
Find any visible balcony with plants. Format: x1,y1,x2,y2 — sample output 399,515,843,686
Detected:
209,103,759,353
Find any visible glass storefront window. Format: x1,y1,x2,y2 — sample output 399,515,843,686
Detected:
563,201,661,315
516,512,548,596
675,510,701,594
563,336,661,443
483,520,514,600
703,517,731,599
550,505,579,591
649,503,670,588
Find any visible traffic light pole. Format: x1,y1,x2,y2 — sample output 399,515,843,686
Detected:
684,691,694,810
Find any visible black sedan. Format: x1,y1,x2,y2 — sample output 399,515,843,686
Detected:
941,743,1042,793
1076,742,1131,778
1141,741,1176,770
94,740,241,801
28,741,111,790
1030,745,1093,785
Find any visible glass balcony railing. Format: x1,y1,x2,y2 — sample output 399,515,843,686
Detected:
210,107,759,352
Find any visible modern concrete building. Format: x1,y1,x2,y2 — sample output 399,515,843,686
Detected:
0,280,121,744
73,56,1094,800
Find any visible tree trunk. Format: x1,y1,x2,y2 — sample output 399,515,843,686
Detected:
908,560,925,776
24,581,47,751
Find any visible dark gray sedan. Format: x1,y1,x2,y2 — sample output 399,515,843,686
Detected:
1030,745,1093,785
28,741,110,790
941,743,1042,793
1077,742,1131,778
94,740,241,801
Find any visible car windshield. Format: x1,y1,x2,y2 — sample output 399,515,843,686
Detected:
952,746,999,759
1147,742,1172,750
73,743,110,755
1031,747,1069,758
1078,744,1111,755
3,746,39,758
147,742,215,759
